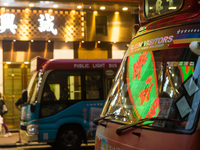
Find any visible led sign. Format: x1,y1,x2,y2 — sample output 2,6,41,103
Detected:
127,51,160,121
145,0,183,18
38,13,58,35
0,13,17,34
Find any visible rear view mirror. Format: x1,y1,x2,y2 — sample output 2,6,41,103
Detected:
189,41,200,55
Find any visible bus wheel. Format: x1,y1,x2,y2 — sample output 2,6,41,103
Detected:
56,126,82,150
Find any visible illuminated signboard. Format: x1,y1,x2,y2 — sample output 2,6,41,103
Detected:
145,0,183,19
0,13,17,34
38,13,58,35
0,13,58,35
127,51,160,121
0,8,84,41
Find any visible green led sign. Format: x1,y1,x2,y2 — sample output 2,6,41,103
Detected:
127,51,160,121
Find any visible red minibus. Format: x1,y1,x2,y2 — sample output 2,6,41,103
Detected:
94,0,200,149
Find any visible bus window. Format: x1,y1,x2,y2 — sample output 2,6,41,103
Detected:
85,71,102,100
40,70,82,117
68,75,81,100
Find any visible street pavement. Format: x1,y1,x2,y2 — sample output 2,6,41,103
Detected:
0,132,46,148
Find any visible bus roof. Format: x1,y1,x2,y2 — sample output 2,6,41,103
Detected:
42,59,122,72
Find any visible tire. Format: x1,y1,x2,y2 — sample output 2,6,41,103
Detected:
56,126,83,150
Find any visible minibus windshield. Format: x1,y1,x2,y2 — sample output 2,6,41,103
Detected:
103,48,200,132
28,72,43,104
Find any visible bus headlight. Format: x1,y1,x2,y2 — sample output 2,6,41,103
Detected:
27,124,39,135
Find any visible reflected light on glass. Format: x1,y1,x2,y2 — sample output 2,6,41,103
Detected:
111,93,118,106
169,7,177,10
149,7,153,10
111,79,119,95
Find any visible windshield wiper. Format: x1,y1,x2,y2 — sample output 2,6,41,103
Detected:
93,114,128,125
93,114,115,125
116,117,181,135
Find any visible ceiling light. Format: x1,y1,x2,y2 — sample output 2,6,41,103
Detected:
93,11,98,14
122,7,128,11
100,6,106,10
53,4,59,8
29,4,34,7
77,6,82,9
115,11,119,15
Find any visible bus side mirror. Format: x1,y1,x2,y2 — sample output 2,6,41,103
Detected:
22,90,28,104
189,41,200,55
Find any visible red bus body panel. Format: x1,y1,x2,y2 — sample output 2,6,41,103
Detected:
95,121,200,150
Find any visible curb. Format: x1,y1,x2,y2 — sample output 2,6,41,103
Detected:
0,142,47,148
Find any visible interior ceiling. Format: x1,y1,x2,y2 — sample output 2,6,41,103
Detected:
0,0,139,13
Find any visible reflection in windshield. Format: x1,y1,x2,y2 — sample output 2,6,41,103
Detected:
103,48,199,132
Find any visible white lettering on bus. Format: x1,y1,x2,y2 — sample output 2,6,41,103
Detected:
109,64,118,68
74,64,89,68
92,63,105,68
131,35,174,50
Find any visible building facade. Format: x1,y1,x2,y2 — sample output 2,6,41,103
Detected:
0,6,138,128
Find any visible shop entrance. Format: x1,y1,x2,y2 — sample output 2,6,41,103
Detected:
2,40,53,130
3,63,30,129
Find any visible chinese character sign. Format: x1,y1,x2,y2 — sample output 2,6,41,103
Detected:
0,13,17,34
127,51,160,121
38,13,57,35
